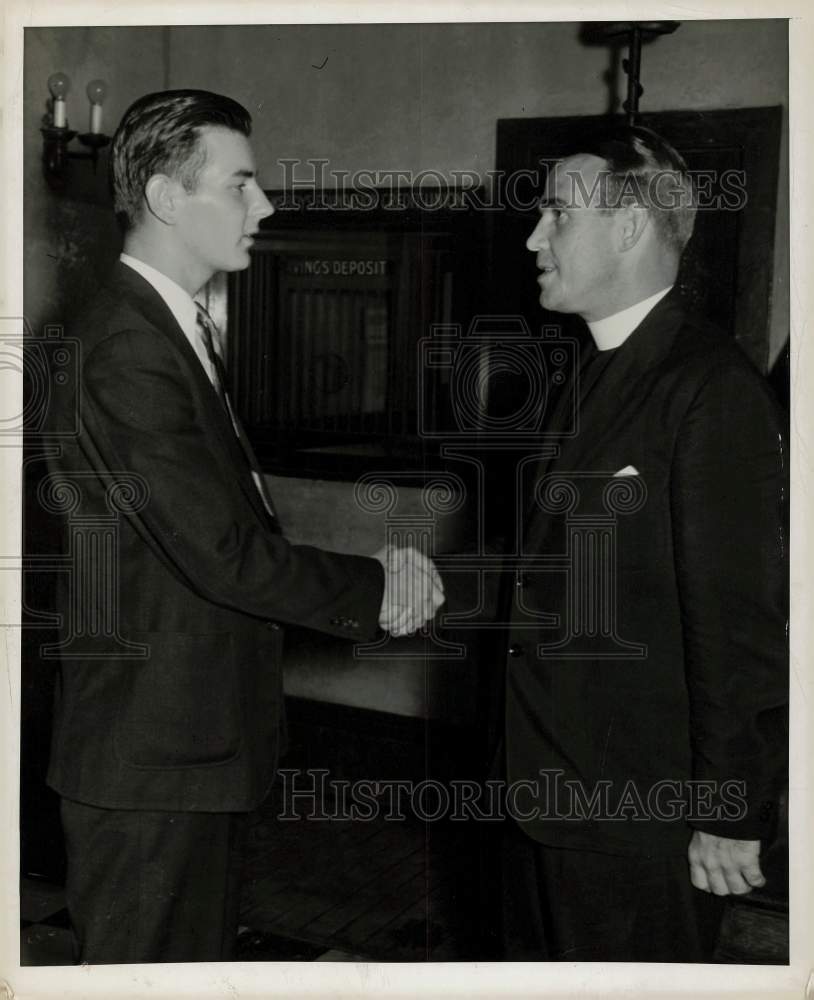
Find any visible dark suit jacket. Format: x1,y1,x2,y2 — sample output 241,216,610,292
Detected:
505,289,787,855
45,262,384,812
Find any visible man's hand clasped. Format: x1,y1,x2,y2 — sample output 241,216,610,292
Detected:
374,544,445,636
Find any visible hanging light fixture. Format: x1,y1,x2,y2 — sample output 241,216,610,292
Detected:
587,22,680,123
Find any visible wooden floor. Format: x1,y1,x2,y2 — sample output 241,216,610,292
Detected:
21,802,789,966
20,803,483,965
239,782,482,961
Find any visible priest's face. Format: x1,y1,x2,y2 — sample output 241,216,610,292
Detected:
526,154,622,322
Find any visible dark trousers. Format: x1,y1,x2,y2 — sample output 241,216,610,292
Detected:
60,797,248,964
501,820,725,962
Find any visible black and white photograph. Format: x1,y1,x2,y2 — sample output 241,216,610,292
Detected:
1,3,811,997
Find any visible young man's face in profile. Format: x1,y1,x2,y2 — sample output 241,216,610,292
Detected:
173,125,274,278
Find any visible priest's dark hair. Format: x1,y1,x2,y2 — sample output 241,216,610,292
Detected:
110,89,252,231
566,124,697,256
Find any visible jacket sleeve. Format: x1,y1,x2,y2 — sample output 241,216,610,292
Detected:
77,325,385,640
670,355,788,841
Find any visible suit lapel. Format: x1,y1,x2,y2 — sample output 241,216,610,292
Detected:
109,263,276,528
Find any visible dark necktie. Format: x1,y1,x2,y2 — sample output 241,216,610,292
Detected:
195,303,277,521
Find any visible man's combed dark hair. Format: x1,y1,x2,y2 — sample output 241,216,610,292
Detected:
573,124,697,254
110,89,252,231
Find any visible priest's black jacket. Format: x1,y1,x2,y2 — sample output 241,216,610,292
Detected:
504,289,788,855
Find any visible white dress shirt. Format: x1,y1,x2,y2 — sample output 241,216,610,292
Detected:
587,285,673,352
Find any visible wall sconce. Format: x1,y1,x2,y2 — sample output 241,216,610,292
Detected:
41,73,111,192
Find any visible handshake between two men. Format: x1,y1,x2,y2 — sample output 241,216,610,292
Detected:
374,544,445,637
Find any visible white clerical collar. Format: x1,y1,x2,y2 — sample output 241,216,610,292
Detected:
587,285,673,352
120,253,210,376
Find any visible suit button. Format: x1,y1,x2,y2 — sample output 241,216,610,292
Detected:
267,622,281,631
508,644,524,658
330,617,341,626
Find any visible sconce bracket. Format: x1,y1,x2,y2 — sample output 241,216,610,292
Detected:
41,125,111,192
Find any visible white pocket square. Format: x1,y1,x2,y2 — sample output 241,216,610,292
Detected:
613,465,639,477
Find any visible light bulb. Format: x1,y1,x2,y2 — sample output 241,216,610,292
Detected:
48,73,71,127
86,79,108,134
86,79,107,105
47,72,71,100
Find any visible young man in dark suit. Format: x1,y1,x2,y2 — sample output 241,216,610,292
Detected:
44,89,443,964
501,127,787,961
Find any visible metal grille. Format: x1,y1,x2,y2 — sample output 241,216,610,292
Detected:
226,223,467,459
